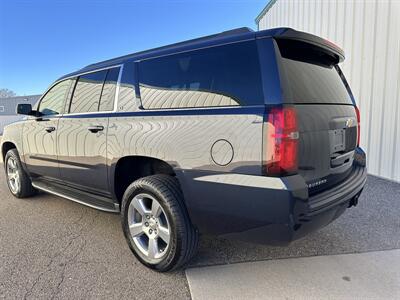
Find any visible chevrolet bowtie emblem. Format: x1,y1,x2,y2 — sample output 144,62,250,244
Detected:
346,119,354,127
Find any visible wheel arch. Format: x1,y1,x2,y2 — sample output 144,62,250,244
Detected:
1,141,17,162
111,155,185,204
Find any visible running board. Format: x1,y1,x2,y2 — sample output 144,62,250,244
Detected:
32,179,120,213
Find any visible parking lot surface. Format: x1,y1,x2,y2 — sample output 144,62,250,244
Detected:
0,162,399,299
187,249,400,300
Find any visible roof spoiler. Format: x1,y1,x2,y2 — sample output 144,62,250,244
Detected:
259,28,345,63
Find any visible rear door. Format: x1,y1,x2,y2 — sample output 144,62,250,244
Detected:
57,67,120,195
274,39,358,194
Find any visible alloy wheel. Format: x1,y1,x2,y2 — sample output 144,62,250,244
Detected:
127,193,171,261
6,157,20,194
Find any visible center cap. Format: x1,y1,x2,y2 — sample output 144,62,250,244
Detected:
149,218,158,230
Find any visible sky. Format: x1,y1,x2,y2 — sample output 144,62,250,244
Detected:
0,0,266,95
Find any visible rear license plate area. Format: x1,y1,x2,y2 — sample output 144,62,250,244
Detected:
329,129,345,154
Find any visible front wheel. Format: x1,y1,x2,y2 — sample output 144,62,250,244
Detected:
4,148,36,198
121,175,198,272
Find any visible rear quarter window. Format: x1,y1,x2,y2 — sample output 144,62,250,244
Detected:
138,40,264,109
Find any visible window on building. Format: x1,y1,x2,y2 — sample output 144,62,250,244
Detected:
138,40,263,109
0,106,4,113
69,70,108,113
38,79,73,116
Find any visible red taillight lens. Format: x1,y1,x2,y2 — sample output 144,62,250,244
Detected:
355,106,361,146
263,107,299,176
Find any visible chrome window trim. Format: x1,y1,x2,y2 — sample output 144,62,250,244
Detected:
60,64,123,84
59,64,123,117
36,79,75,117
62,104,264,117
61,110,113,116
131,104,265,114
39,64,123,102
113,63,124,112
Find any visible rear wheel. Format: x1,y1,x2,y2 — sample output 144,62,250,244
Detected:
4,149,36,198
121,175,198,272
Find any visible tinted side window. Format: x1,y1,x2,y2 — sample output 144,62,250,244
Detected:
138,41,263,109
70,70,107,113
99,67,120,111
39,79,72,116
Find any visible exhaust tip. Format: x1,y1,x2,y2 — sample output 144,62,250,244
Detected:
349,195,359,208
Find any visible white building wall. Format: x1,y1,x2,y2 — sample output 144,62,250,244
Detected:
257,0,400,182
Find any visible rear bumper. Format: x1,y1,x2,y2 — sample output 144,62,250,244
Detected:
182,148,367,245
221,164,366,245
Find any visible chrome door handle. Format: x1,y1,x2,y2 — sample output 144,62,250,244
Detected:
87,125,104,133
45,126,56,133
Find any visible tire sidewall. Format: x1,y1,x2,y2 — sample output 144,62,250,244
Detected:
5,150,23,197
121,183,181,271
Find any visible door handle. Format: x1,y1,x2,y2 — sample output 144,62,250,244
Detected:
87,125,104,133
45,126,56,133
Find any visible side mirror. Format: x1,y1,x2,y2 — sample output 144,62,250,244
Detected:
16,103,36,116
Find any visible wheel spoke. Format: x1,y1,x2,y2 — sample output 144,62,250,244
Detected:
132,197,148,216
128,192,171,261
129,223,144,237
8,159,15,169
151,200,162,218
158,225,170,244
14,175,20,190
10,159,17,169
147,238,159,259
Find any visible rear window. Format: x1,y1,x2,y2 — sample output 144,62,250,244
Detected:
276,39,353,105
70,70,108,113
138,40,263,109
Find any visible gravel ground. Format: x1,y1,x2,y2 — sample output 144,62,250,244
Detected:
0,161,399,300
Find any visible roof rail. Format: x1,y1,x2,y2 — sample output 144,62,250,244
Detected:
81,27,254,71
218,27,254,36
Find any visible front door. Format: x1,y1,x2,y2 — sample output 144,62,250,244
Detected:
23,79,74,180
57,67,120,195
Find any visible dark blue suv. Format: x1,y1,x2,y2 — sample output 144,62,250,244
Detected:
2,27,366,271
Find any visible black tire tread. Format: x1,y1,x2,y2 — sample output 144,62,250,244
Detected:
154,175,199,268
5,148,36,198
121,174,198,271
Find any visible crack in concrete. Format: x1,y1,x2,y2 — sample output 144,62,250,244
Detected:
50,213,99,300
22,210,91,300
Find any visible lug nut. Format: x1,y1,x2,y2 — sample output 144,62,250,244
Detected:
145,222,149,227
146,215,150,219
149,229,153,234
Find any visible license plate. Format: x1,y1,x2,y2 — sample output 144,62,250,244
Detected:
330,129,345,153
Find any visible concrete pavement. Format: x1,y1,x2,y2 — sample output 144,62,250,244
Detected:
0,158,399,299
187,249,400,300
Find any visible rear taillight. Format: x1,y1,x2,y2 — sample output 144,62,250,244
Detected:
355,106,361,146
263,107,299,176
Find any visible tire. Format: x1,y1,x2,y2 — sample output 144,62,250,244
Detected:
121,174,198,272
4,148,36,198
